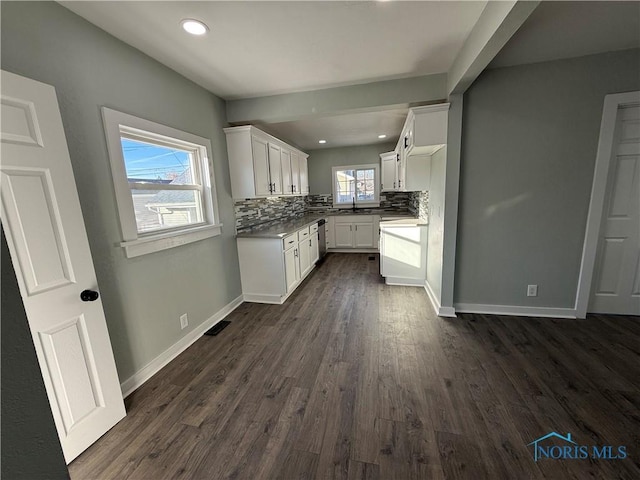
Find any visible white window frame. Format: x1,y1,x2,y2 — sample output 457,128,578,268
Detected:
332,163,380,208
102,107,222,258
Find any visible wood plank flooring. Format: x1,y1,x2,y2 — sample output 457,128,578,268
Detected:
69,253,640,480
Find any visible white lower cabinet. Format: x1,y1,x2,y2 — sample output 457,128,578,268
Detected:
238,223,320,304
332,215,379,250
380,221,428,286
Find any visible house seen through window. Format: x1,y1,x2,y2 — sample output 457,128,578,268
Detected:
121,137,204,233
332,164,380,207
102,107,221,257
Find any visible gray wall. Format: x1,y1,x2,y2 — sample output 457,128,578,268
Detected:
1,2,242,382
2,230,70,479
455,48,640,308
308,142,396,194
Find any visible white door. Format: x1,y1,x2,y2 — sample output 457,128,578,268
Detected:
381,154,396,191
284,246,299,293
268,143,283,195
280,148,292,195
0,70,126,463
590,104,640,314
354,223,375,248
334,223,353,248
251,135,271,196
310,231,319,264
290,152,301,195
299,239,312,277
299,155,309,194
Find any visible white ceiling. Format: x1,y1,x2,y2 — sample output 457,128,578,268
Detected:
490,1,640,68
60,1,640,150
61,1,487,100
256,107,409,150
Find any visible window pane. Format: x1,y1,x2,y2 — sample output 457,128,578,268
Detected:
356,168,375,201
131,189,203,233
121,138,194,185
335,169,355,203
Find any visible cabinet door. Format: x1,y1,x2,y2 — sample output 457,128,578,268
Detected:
299,239,312,277
334,223,353,248
268,143,283,195
404,153,431,191
310,231,319,264
299,155,309,194
251,135,271,196
397,151,406,191
290,152,301,194
284,247,300,293
354,223,374,248
281,148,293,195
381,156,397,191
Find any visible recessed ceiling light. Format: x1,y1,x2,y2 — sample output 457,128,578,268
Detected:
378,134,387,139
318,140,327,144
181,19,209,36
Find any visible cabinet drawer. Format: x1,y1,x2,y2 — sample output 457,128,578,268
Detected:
297,226,310,242
283,233,297,250
310,223,319,234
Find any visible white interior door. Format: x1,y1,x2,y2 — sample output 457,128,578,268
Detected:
590,104,640,315
0,70,126,463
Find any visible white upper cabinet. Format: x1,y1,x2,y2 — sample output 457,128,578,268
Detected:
386,103,449,192
224,125,309,199
380,151,397,192
402,103,449,157
299,154,309,194
267,143,284,195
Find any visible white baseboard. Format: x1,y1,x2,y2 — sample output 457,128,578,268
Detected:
385,277,424,286
423,281,456,317
120,294,244,398
242,292,284,304
327,248,379,253
454,303,578,319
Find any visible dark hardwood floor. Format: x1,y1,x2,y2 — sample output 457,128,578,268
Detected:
69,253,640,480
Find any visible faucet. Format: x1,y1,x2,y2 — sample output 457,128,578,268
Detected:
352,197,356,211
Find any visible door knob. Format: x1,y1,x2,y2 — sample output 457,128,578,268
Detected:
80,289,100,302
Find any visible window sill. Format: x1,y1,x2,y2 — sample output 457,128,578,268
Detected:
120,224,223,258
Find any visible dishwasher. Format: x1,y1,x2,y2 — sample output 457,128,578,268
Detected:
317,218,327,261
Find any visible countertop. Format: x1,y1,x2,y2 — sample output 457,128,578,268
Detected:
236,214,324,239
236,210,421,239
379,218,428,227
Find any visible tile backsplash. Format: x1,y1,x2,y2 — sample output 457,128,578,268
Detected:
235,191,429,231
234,196,306,231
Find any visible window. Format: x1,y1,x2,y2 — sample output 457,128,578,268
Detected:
102,108,221,257
332,164,380,208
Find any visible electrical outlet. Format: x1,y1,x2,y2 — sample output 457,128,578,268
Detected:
180,313,188,329
527,285,538,297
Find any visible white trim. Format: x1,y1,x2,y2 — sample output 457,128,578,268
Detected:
242,293,285,305
101,107,221,255
121,224,222,258
327,248,378,254
574,91,640,318
424,280,456,317
454,303,577,319
384,277,424,286
120,295,243,398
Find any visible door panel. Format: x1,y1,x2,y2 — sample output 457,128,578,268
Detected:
590,104,640,314
0,70,125,463
281,148,292,195
251,135,271,196
334,223,353,248
268,143,283,194
354,223,374,248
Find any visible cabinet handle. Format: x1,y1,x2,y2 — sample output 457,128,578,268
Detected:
273,182,276,192
398,179,402,189
309,239,311,247
393,181,396,189
355,225,358,231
